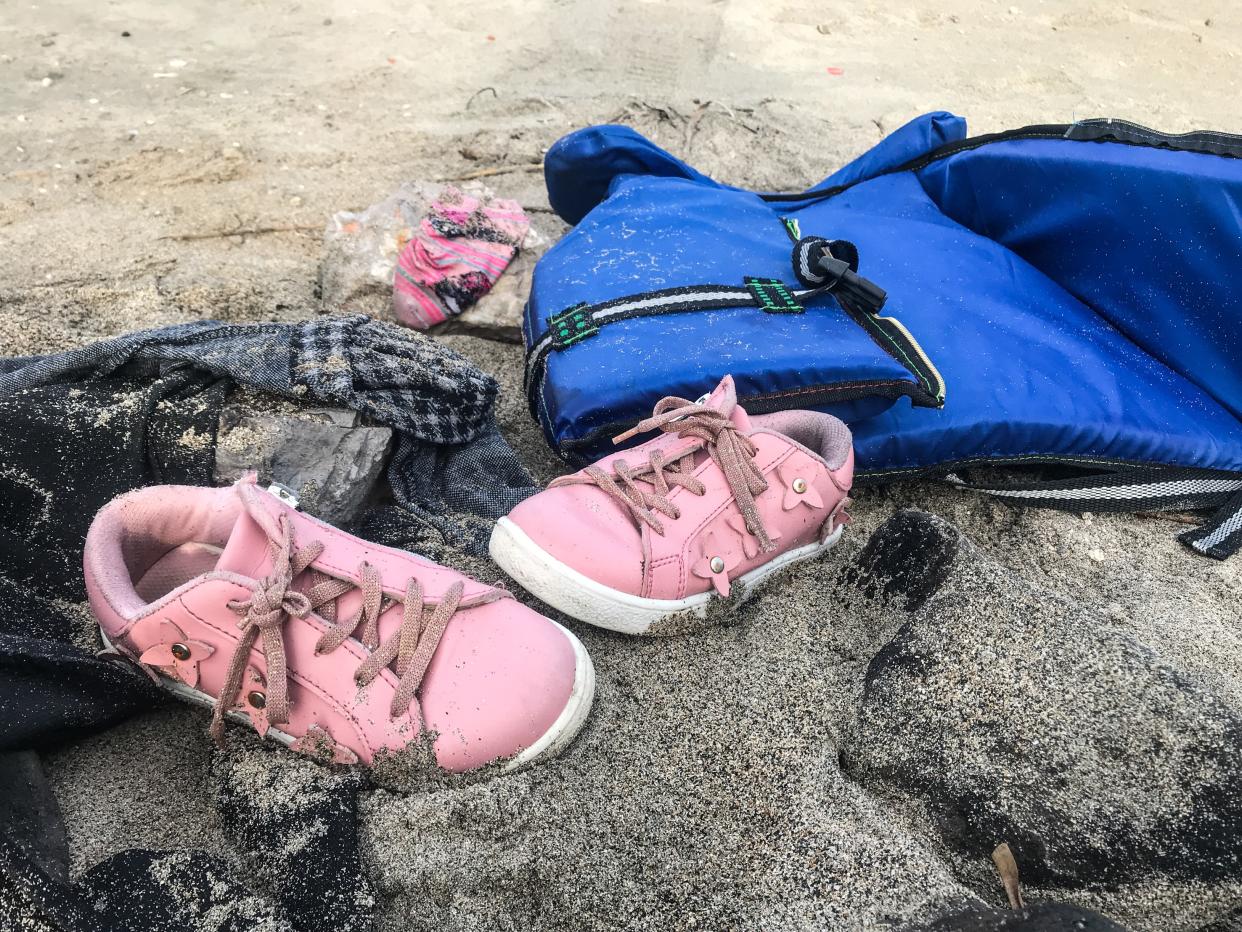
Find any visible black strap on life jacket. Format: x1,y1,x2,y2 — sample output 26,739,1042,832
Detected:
934,465,1242,559
524,231,945,417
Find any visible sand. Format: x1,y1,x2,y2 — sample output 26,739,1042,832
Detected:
6,1,1242,930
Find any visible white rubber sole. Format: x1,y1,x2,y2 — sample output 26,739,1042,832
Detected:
98,623,594,773
490,516,845,636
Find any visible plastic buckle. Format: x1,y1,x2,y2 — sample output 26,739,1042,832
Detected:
815,253,851,288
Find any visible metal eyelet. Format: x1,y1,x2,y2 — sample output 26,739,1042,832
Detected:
709,556,726,574
792,477,808,494
246,690,267,709
170,643,192,661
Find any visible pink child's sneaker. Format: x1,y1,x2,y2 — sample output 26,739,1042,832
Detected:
491,375,853,635
84,478,594,772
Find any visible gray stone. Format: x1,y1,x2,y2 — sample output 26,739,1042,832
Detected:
439,223,553,342
214,403,393,526
842,519,1242,885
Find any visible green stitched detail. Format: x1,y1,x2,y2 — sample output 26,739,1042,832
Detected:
548,303,599,349
780,216,802,242
745,277,803,314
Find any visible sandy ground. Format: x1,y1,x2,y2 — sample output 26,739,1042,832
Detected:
4,2,1242,930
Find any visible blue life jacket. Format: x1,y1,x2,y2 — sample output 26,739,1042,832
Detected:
524,113,1242,558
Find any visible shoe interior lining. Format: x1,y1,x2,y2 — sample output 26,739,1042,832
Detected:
134,542,226,604
87,486,242,619
750,410,853,470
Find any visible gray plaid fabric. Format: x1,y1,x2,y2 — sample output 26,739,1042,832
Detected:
0,316,536,552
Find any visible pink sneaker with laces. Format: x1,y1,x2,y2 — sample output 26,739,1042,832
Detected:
491,375,853,635
84,478,594,771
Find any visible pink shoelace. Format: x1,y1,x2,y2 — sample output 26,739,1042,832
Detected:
551,393,776,552
208,514,506,746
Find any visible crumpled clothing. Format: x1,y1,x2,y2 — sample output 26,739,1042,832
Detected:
0,315,495,446
393,187,530,329
0,315,538,550
1,764,372,932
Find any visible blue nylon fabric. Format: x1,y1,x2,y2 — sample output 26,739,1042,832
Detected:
544,124,714,226
915,138,1242,422
807,111,967,192
531,175,919,449
530,113,1242,476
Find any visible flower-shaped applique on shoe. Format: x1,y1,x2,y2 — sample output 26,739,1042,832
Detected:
291,723,360,765
726,513,781,560
691,529,743,597
491,374,853,635
137,620,216,688
232,665,272,738
85,478,595,772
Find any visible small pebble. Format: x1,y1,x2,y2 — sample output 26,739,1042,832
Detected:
1087,548,1106,563
41,76,52,87
289,195,303,207
169,58,187,69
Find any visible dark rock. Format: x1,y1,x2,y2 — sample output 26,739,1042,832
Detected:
842,529,1242,885
846,510,961,610
907,902,1129,931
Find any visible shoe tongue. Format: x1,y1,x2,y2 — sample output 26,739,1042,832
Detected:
702,374,751,432
213,499,377,631
214,510,277,579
